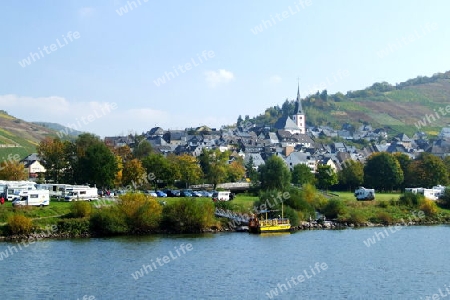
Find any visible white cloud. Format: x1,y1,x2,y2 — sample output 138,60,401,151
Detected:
269,75,282,84
204,69,235,87
79,7,95,17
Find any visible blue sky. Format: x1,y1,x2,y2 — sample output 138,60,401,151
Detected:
1,0,450,137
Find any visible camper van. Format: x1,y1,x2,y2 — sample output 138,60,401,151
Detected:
64,187,98,201
5,181,37,201
405,185,446,201
12,190,50,207
212,191,232,201
354,187,375,201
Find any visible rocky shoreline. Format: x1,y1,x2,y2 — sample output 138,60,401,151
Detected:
1,220,448,241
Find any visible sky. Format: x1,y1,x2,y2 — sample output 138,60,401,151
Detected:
1,0,450,137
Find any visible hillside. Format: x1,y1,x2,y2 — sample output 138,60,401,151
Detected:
0,111,57,159
32,122,84,137
249,71,450,137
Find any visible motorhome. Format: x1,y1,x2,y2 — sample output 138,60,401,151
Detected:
4,181,37,201
212,191,232,201
354,187,375,201
37,183,75,199
405,185,446,201
12,190,50,207
64,187,98,201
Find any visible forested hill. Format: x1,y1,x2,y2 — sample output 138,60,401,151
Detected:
245,71,450,136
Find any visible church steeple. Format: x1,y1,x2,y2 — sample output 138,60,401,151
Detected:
294,81,303,115
292,80,305,134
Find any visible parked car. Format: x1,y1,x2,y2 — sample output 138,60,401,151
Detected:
155,190,167,197
180,190,192,197
164,189,180,197
201,190,213,197
144,190,157,197
191,191,203,197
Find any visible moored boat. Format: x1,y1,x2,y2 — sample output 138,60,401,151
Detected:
248,203,291,233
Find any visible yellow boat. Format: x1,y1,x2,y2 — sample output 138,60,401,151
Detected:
248,203,291,233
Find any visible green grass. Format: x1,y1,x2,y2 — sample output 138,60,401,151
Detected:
332,191,401,202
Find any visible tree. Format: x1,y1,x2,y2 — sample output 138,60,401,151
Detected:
37,137,69,183
122,158,147,189
291,164,315,186
259,156,291,191
78,143,118,188
338,160,363,191
0,161,27,180
199,149,229,188
227,160,246,182
406,153,448,188
393,153,412,188
142,153,179,188
364,152,403,191
172,154,202,188
133,140,153,159
316,165,338,191
245,156,259,182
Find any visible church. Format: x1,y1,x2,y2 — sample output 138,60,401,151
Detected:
273,84,306,134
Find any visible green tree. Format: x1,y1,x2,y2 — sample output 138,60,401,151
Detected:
406,153,448,187
199,149,229,188
364,152,403,191
393,153,412,188
172,154,202,188
338,160,363,191
78,143,118,188
316,165,338,191
227,159,246,182
245,156,259,183
142,153,179,188
258,156,291,191
133,139,153,159
37,137,70,183
291,163,315,186
122,158,147,189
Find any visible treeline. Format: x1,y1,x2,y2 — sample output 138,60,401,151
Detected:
259,153,450,193
36,134,246,190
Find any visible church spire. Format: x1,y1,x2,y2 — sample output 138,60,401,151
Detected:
294,80,303,115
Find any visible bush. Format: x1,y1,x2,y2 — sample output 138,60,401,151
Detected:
57,218,90,236
323,199,346,219
162,198,215,233
7,215,33,235
374,211,393,225
348,210,367,225
90,207,128,235
419,200,438,217
117,193,162,233
71,201,92,218
399,192,425,208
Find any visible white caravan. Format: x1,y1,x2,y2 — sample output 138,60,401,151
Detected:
212,191,232,201
64,187,98,201
354,187,375,201
405,185,446,201
4,181,37,201
12,190,50,207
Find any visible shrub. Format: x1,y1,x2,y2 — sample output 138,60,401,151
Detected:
419,200,438,217
374,211,393,225
323,199,346,219
399,192,425,208
7,215,33,235
117,193,162,233
162,198,215,233
90,207,128,235
71,201,92,218
57,218,90,236
377,201,389,209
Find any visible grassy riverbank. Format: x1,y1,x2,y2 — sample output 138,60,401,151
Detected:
1,191,450,239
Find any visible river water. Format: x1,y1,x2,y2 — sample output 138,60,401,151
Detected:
1,225,449,300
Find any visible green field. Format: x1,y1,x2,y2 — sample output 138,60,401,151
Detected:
331,191,401,202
